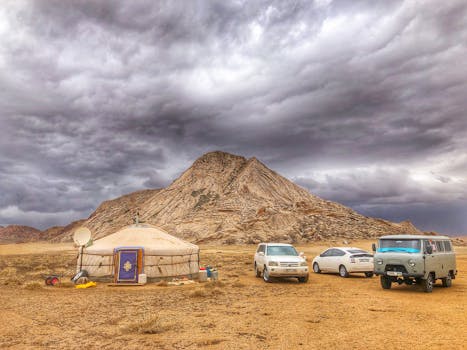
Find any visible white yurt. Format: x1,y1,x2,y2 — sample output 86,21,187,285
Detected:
77,223,199,283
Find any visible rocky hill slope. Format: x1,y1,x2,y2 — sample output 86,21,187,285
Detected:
0,225,44,243
50,151,421,244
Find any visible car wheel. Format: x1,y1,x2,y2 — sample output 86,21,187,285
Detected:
255,263,261,278
339,265,349,278
313,263,321,274
442,274,452,288
380,276,391,289
298,274,309,283
263,266,272,283
423,273,434,293
364,272,374,278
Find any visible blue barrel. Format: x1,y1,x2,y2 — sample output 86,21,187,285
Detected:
206,266,212,278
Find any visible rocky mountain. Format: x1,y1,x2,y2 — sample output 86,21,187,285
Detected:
51,151,422,244
0,225,44,243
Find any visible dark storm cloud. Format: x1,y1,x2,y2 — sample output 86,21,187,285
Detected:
0,0,466,233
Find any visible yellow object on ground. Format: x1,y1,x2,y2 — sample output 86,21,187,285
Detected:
75,281,97,289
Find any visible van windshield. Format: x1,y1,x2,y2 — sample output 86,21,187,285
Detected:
377,239,421,253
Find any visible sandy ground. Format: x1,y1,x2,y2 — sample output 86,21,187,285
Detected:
0,240,465,350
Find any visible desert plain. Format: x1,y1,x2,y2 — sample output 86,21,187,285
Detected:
0,240,465,350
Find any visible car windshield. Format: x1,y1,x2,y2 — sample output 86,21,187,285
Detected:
378,239,421,253
267,245,298,256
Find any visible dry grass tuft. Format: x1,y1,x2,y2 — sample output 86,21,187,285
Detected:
3,277,23,286
23,281,44,290
196,338,225,346
204,280,225,288
230,280,246,288
190,288,207,298
156,280,168,287
210,288,224,296
125,315,178,334
0,267,17,278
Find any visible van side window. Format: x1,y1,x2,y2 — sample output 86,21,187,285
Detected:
257,245,265,253
443,241,452,252
423,240,434,253
435,241,444,252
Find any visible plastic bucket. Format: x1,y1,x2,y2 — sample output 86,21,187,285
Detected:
138,274,147,285
198,270,208,282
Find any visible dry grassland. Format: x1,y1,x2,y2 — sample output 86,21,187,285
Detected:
0,241,465,349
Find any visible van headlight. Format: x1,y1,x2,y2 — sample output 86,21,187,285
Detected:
376,259,383,265
268,261,279,266
300,261,308,267
408,259,416,267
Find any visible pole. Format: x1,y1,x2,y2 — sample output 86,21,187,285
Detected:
79,245,84,271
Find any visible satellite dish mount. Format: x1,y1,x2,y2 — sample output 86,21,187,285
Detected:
73,227,92,271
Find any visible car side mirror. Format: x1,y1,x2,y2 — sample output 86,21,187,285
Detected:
258,252,265,256
299,252,306,260
425,245,433,255
372,243,376,252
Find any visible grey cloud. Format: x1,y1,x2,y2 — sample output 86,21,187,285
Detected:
0,1,466,233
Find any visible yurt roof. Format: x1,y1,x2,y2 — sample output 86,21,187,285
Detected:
84,223,199,255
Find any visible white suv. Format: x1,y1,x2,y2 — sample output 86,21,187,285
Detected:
254,243,309,283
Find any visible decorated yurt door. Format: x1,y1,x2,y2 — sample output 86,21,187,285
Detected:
113,247,143,283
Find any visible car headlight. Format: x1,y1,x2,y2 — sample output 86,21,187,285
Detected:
268,261,279,266
408,259,416,267
300,261,308,267
376,259,383,265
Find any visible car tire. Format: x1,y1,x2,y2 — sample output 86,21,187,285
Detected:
313,263,321,274
364,272,374,278
423,273,434,293
298,274,309,283
263,266,272,283
380,276,391,289
255,263,261,278
441,274,452,288
339,265,349,278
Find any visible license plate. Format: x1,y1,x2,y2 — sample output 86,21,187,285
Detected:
359,259,369,262
387,271,402,276
286,269,296,272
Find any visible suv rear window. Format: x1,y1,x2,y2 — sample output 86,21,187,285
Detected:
348,249,367,254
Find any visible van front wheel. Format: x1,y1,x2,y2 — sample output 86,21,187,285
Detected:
381,276,391,289
423,273,434,293
442,275,452,287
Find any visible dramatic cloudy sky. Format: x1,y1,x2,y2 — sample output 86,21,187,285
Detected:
0,0,466,234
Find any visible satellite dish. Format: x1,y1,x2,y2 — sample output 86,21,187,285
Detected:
73,227,91,246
